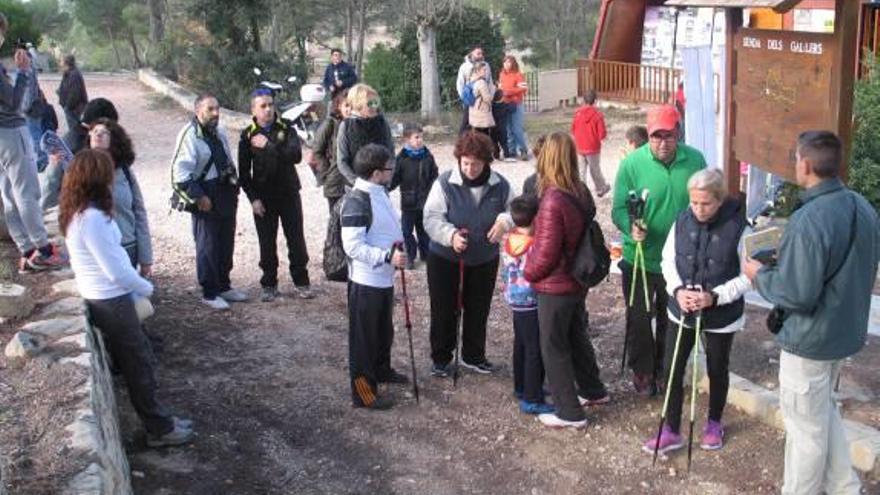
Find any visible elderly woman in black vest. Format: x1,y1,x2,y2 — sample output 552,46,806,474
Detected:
424,131,513,377
642,168,750,455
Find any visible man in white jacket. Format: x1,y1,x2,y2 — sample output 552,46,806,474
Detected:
341,144,408,410
456,46,492,134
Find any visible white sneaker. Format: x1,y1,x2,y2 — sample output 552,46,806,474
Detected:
293,285,316,299
537,413,588,429
201,297,231,310
219,288,249,302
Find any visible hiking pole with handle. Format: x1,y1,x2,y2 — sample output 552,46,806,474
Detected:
452,229,468,388
622,190,650,373
653,313,688,466
687,288,705,473
396,243,420,404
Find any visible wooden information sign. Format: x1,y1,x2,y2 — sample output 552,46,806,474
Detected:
732,28,837,181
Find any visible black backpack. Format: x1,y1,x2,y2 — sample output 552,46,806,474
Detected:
564,194,611,288
323,189,372,282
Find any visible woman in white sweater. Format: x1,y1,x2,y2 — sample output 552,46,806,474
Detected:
59,149,193,448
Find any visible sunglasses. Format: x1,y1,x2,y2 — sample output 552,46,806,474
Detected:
367,98,381,109
650,132,677,142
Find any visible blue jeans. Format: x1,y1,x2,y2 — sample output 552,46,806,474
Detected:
401,209,429,262
506,103,529,156
26,118,48,172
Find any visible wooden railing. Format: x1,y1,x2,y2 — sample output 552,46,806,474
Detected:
576,58,682,105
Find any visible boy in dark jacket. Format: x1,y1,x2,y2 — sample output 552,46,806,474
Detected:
239,88,313,302
390,123,438,269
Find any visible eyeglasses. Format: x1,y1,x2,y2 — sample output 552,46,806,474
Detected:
650,132,677,142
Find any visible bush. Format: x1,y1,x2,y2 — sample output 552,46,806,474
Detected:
363,6,505,113
0,0,41,57
851,54,880,213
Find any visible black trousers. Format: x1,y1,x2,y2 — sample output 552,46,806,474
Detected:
254,193,310,288
427,253,498,365
619,260,669,377
472,126,501,159
537,292,606,421
191,212,236,299
86,295,173,436
348,282,394,402
513,310,545,403
400,209,429,262
664,325,734,433
459,104,470,134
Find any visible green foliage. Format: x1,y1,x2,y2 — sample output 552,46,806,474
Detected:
22,0,70,43
180,47,306,112
363,5,505,112
362,43,417,113
851,54,880,213
0,0,41,57
502,0,598,69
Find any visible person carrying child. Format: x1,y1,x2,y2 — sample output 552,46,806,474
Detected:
501,195,553,415
390,123,438,269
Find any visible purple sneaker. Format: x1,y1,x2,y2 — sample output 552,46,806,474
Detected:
700,420,724,450
641,424,685,455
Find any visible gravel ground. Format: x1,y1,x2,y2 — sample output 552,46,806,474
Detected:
10,73,875,494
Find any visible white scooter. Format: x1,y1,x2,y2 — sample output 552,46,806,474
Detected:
253,67,326,147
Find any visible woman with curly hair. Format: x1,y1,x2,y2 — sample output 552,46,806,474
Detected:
87,117,153,277
424,131,514,377
60,150,193,448
524,132,608,429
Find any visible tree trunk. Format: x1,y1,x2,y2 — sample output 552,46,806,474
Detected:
250,14,262,52
355,0,368,74
268,10,279,53
417,22,441,121
148,0,164,43
345,1,354,57
107,25,123,68
555,35,562,69
127,30,143,68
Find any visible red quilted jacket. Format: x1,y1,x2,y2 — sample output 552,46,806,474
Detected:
524,186,595,295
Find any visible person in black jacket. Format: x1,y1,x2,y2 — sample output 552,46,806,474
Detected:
336,84,394,187
322,49,358,97
239,88,314,302
57,55,88,133
390,123,438,269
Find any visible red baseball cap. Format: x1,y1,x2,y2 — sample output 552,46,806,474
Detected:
647,105,681,136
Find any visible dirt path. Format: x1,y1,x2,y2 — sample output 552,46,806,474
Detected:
60,74,869,495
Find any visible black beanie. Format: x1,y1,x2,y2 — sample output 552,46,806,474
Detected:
81,98,119,125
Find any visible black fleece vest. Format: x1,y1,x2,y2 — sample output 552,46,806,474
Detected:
429,170,509,266
668,198,746,329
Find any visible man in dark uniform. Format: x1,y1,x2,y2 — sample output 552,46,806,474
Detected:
239,88,314,302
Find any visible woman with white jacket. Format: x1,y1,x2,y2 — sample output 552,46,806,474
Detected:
60,149,193,448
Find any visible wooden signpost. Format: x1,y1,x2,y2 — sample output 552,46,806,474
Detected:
666,0,860,191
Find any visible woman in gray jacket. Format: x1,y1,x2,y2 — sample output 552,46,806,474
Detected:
87,118,153,277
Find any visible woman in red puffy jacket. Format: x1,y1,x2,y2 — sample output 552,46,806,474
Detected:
524,132,609,429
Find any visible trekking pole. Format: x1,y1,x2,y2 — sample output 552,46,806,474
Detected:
396,245,420,404
453,229,468,389
653,315,688,466
637,241,650,312
687,294,704,473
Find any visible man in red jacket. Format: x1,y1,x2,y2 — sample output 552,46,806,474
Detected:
570,90,610,197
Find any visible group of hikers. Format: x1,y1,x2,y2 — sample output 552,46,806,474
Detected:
1,10,878,489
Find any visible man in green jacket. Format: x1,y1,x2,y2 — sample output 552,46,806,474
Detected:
744,131,879,495
612,105,706,395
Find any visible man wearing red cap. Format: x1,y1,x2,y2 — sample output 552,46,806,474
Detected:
611,104,706,396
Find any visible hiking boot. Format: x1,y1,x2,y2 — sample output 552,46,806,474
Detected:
700,420,724,450
578,393,611,407
146,424,195,448
379,369,409,384
219,288,249,303
431,362,452,378
537,413,588,429
260,286,279,302
27,244,67,271
201,297,231,311
352,395,394,410
641,424,685,455
461,359,497,374
352,376,393,410
520,400,555,415
293,285,316,299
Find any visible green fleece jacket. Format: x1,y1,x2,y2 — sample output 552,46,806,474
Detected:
611,143,706,273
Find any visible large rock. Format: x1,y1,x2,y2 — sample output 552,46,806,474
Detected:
0,283,36,319
39,297,86,319
52,279,80,297
4,331,43,368
22,317,85,341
